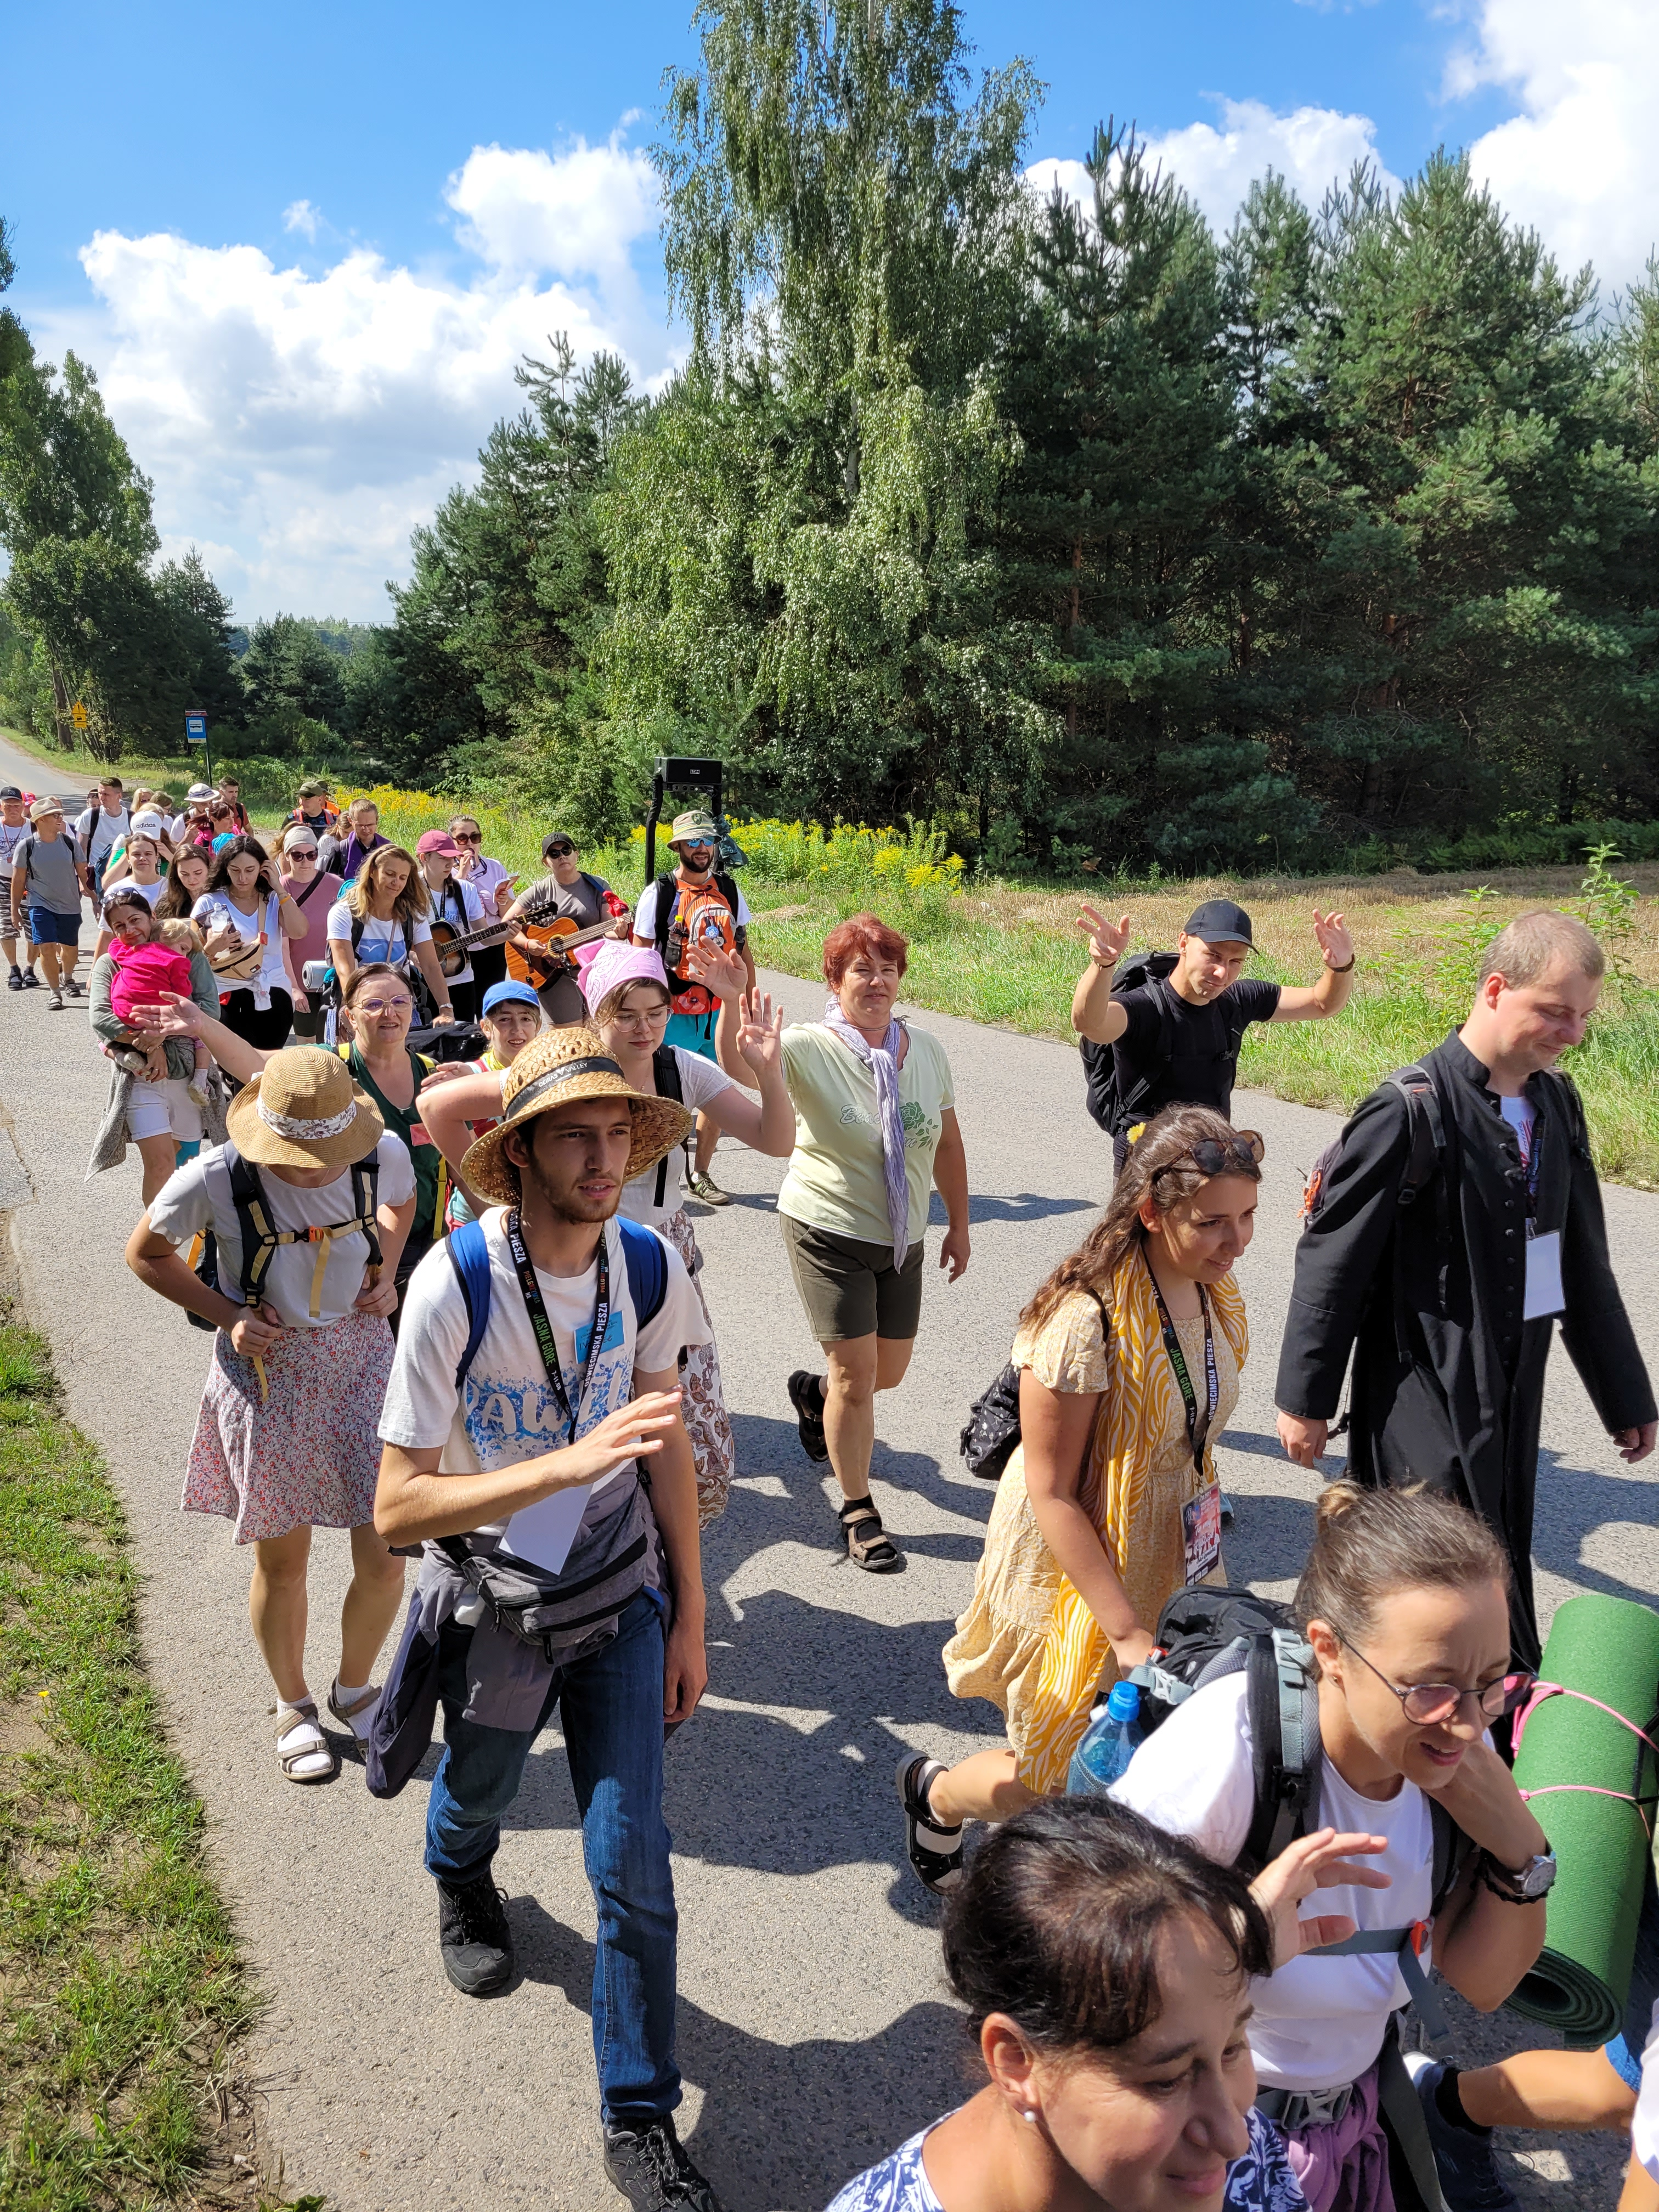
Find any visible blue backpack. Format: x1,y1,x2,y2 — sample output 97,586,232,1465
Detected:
445,1215,668,1392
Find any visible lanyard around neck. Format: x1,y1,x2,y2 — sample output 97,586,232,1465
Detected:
503,1210,611,1447
1143,1249,1219,1477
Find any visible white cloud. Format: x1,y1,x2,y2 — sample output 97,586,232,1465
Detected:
1459,0,1659,291
282,199,320,241
1029,100,1401,242
35,132,668,623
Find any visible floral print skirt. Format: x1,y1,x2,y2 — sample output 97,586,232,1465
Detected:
182,1306,394,1544
660,1206,736,1526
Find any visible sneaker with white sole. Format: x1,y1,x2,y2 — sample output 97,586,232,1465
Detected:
1403,2053,1521,2212
687,1172,731,1205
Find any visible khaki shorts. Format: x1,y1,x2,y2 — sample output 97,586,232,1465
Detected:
780,1214,925,1344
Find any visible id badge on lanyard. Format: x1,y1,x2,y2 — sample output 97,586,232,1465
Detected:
1145,1255,1223,1585
1515,1111,1565,1321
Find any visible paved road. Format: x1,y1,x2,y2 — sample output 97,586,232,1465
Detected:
2,919,1655,2208
0,723,100,812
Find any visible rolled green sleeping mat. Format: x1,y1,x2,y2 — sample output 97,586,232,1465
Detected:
1504,1591,1659,2047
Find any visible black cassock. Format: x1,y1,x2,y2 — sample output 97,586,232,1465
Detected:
1275,1032,1654,1669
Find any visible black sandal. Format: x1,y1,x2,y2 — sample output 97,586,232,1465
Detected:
787,1369,830,1463
838,1494,902,1573
896,1754,964,1892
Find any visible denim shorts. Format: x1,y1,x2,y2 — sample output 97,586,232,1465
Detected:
1605,1863,1659,2089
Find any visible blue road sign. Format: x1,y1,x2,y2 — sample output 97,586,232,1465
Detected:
185,711,207,744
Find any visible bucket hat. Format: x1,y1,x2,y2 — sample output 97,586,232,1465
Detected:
579,939,671,1021
224,1046,386,1172
460,1023,692,1206
27,797,64,824
668,810,719,845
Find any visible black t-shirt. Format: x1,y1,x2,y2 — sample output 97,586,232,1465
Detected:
1111,977,1282,1120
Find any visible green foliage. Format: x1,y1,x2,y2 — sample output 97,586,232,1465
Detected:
0,1314,258,2208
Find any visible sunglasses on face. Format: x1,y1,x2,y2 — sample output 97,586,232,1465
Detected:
1343,1640,1536,1726
544,842,575,859
287,845,318,860
452,830,482,843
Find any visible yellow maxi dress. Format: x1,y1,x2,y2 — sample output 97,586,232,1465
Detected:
943,1252,1248,1795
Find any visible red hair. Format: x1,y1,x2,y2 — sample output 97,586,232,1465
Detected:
822,912,910,989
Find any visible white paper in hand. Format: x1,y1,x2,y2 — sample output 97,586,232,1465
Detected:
496,1486,594,1577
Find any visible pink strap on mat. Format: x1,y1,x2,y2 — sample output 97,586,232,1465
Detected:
1513,1681,1659,1841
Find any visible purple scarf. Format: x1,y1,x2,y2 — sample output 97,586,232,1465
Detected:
822,995,910,1268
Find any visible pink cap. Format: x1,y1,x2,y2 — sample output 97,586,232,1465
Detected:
415,829,459,857
579,938,670,1015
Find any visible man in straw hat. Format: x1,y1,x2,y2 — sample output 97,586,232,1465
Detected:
125,1046,417,1787
375,1025,724,2212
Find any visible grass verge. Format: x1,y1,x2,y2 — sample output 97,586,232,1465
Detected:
0,1306,308,2211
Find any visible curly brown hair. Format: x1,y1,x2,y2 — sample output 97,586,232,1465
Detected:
1020,1103,1263,1333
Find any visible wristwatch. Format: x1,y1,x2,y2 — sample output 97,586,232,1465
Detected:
1481,1847,1557,1901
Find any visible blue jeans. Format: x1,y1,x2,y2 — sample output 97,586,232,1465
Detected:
424,1591,679,2124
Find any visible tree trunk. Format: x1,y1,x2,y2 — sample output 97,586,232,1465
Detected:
49,660,74,753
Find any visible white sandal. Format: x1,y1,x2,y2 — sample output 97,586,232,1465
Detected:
272,1699,338,1784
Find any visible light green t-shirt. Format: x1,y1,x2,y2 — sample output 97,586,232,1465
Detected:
776,1023,955,1249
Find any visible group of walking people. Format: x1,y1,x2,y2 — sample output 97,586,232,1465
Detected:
7,764,1658,2212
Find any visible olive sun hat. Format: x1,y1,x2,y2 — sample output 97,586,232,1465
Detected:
461,1023,693,1206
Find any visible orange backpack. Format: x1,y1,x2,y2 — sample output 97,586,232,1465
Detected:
658,873,738,1017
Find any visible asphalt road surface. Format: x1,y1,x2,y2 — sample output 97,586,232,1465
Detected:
1,870,1655,2207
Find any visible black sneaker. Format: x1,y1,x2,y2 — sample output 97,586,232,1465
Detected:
1404,2055,1520,2212
786,1369,829,1463
436,1868,514,1995
602,2117,726,2211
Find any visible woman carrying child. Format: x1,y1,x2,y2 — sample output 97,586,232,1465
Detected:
123,1042,417,1785
192,834,309,1052
898,1106,1260,1890
87,888,221,1202
1112,1483,1550,2212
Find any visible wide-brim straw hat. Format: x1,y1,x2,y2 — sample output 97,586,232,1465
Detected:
224,1046,386,1172
461,1023,693,1207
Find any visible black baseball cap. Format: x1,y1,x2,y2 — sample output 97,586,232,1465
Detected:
0,786,21,802
1183,898,1254,947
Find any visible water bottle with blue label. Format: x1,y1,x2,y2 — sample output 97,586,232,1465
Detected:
1068,1679,1143,1796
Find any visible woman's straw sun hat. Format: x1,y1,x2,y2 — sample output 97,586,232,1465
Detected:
224,1047,386,1173
461,1024,693,1206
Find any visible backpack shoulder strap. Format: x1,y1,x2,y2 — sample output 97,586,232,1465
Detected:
652,873,676,955
349,1155,384,1272
447,1218,494,1392
617,1217,668,1331
1387,1065,1447,1204
225,1152,281,1307
1241,1629,1321,1875
714,870,740,913
649,1045,687,1210
351,910,366,952
1429,1798,1470,1916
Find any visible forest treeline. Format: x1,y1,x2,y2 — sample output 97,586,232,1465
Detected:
3,0,1658,874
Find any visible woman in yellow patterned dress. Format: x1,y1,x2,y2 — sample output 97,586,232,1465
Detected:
897,1105,1263,1891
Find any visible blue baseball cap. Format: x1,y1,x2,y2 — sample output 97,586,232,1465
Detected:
482,979,541,1017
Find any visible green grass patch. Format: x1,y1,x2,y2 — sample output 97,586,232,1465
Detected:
0,1307,307,2210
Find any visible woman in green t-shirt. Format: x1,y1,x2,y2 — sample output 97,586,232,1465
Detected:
703,912,971,1572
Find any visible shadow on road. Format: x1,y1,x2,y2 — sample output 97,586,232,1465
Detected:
506,1895,967,2211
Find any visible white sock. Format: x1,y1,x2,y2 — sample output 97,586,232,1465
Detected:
332,1678,379,1741
276,1703,332,1778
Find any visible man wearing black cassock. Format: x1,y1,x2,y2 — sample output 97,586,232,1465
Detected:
1275,909,1656,1669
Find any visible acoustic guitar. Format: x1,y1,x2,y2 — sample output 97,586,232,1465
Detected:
426,908,631,984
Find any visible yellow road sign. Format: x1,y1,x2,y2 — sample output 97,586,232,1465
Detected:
70,700,88,730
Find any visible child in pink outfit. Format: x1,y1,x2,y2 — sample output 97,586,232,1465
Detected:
108,932,212,1100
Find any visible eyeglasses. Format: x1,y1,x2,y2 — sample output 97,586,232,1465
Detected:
1155,1131,1265,1179
452,830,482,844
616,1002,671,1024
544,842,575,859
356,997,413,1018
287,845,318,860
1341,1639,1536,1727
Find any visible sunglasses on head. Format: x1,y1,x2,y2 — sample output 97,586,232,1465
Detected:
545,841,575,859
1155,1131,1265,1180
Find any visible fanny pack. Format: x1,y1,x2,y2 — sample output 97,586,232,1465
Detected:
434,1487,652,1662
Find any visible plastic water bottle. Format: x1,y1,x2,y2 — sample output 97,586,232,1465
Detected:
1068,1680,1143,1796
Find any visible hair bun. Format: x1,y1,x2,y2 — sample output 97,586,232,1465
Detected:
1314,1480,1365,1526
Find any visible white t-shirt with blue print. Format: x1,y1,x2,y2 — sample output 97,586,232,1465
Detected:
325,899,433,969
379,1207,709,1576
824,2107,1306,2212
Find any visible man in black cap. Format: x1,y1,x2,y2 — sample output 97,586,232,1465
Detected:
1,786,39,989
1071,896,1357,1169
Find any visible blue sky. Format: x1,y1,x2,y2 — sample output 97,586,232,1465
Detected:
2,0,1646,619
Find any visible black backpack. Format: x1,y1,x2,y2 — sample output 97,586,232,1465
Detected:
1080,952,1251,1138
648,1041,689,1210
187,1151,382,1330
1120,1583,1468,2038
